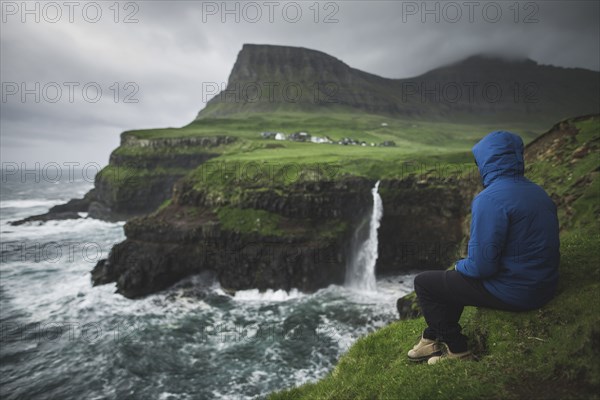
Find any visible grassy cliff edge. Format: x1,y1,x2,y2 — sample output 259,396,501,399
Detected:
269,115,600,399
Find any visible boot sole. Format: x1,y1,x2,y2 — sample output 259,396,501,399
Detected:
407,351,442,362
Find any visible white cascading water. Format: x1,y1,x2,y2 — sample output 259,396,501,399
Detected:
345,180,383,291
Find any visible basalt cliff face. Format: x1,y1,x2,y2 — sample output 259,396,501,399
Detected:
91,175,476,298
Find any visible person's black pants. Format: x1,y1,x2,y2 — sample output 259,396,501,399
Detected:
413,270,524,353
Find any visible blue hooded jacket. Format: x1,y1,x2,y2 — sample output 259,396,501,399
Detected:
455,130,560,309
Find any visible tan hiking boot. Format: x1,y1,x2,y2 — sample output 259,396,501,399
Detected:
427,343,473,365
407,336,442,362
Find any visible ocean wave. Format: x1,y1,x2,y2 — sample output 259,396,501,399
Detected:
0,199,67,209
1,217,125,242
232,288,305,302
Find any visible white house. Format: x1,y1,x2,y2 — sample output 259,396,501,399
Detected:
260,131,277,139
310,136,331,144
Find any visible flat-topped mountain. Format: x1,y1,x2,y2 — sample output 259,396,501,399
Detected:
197,44,600,123
197,44,394,117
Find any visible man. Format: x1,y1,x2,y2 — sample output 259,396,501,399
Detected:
408,130,560,365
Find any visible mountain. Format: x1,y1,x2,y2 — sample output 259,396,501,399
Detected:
196,44,397,117
197,44,600,123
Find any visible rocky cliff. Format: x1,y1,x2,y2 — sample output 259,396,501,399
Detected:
91,173,477,298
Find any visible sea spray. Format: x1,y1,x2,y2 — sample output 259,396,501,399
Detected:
345,180,383,291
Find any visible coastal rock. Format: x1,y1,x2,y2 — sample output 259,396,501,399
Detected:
10,211,82,226
9,189,96,225
396,291,422,320
93,204,350,298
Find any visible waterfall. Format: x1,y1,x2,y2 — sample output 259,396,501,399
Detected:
345,180,383,291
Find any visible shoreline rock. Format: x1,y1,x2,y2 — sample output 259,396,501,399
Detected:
9,189,96,226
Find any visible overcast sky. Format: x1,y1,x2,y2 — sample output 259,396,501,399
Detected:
1,0,599,166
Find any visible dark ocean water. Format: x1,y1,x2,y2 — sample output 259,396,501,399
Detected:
0,170,414,399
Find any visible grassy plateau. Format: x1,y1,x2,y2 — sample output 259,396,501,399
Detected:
118,111,546,185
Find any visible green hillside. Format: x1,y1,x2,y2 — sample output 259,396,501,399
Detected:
119,112,546,182
268,115,600,399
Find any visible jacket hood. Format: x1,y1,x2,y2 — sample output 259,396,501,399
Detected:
473,130,525,187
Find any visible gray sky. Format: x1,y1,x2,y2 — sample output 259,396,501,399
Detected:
1,0,599,166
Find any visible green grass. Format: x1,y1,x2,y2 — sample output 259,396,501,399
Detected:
525,116,599,232
111,144,224,157
156,198,172,212
96,164,190,187
174,112,543,185
216,206,284,236
575,117,600,144
269,232,600,400
122,112,545,161
215,205,348,239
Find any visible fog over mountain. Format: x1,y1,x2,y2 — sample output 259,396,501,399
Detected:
1,0,598,165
